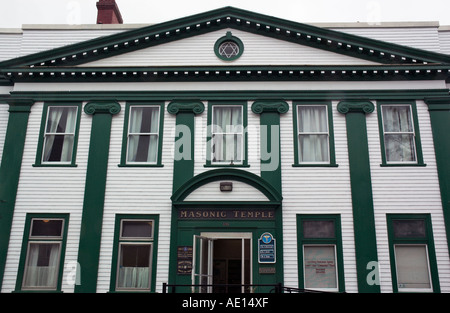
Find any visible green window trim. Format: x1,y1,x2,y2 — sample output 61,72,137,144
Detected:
33,102,82,167
296,214,345,292
205,101,249,168
119,102,165,167
292,101,337,167
386,214,440,293
109,214,159,293
14,213,70,293
377,101,425,167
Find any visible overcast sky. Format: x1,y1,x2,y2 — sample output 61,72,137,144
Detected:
0,0,449,28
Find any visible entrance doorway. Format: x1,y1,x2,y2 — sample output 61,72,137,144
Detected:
192,233,252,293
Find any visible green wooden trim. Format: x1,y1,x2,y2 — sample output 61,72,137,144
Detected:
14,213,70,292
119,102,165,167
214,31,244,61
205,100,248,167
3,65,449,83
167,101,205,115
171,168,282,203
376,101,425,166
386,214,440,293
0,99,33,290
108,214,159,293
7,89,450,103
75,101,120,293
292,101,337,167
337,100,380,293
251,101,289,114
33,102,82,168
2,7,450,69
296,214,345,292
424,97,450,257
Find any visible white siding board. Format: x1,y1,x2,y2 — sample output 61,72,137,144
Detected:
82,28,379,67
368,100,450,292
98,103,175,293
2,101,91,293
0,32,22,61
439,30,450,55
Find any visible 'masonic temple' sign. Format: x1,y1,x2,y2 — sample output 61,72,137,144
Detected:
178,208,275,220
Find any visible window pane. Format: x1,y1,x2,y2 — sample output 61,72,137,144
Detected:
213,106,242,133
31,219,63,237
298,106,328,133
303,220,335,238
385,134,416,162
121,220,153,239
212,134,242,163
117,244,151,289
129,107,159,134
23,243,60,289
395,245,431,290
127,134,158,163
43,134,75,162
304,245,337,290
382,105,413,133
299,134,329,162
393,219,426,238
46,107,77,134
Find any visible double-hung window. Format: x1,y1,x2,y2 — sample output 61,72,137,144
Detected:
120,103,164,166
110,215,159,292
293,102,336,166
387,214,439,292
297,215,344,292
16,214,69,292
208,103,246,166
378,102,424,165
35,103,81,166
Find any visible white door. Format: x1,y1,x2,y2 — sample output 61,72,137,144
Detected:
192,235,214,293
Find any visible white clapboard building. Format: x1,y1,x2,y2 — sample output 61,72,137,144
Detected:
1,3,450,293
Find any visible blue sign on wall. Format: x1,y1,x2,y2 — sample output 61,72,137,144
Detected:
258,232,276,263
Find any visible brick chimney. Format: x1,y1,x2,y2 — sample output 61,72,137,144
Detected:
96,0,123,24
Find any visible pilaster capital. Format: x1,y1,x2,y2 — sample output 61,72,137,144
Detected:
424,97,450,111
84,101,121,115
251,101,289,114
167,101,205,115
337,100,374,114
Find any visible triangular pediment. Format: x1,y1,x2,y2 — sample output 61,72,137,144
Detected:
1,7,450,83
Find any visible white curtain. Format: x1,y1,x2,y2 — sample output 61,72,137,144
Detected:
127,107,159,163
395,245,431,290
23,243,60,289
43,107,77,162
117,267,150,289
382,105,416,162
212,106,243,163
297,106,329,163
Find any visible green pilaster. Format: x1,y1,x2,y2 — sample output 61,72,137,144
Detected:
75,101,120,293
251,100,288,290
425,97,450,254
167,101,204,286
0,99,34,290
337,100,380,293
167,101,205,193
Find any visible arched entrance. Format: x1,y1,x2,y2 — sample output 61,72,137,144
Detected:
168,169,283,293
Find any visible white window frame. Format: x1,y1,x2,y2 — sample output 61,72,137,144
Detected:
42,105,78,164
394,244,433,293
211,105,244,165
302,244,339,292
380,104,417,164
296,104,330,164
126,105,161,165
